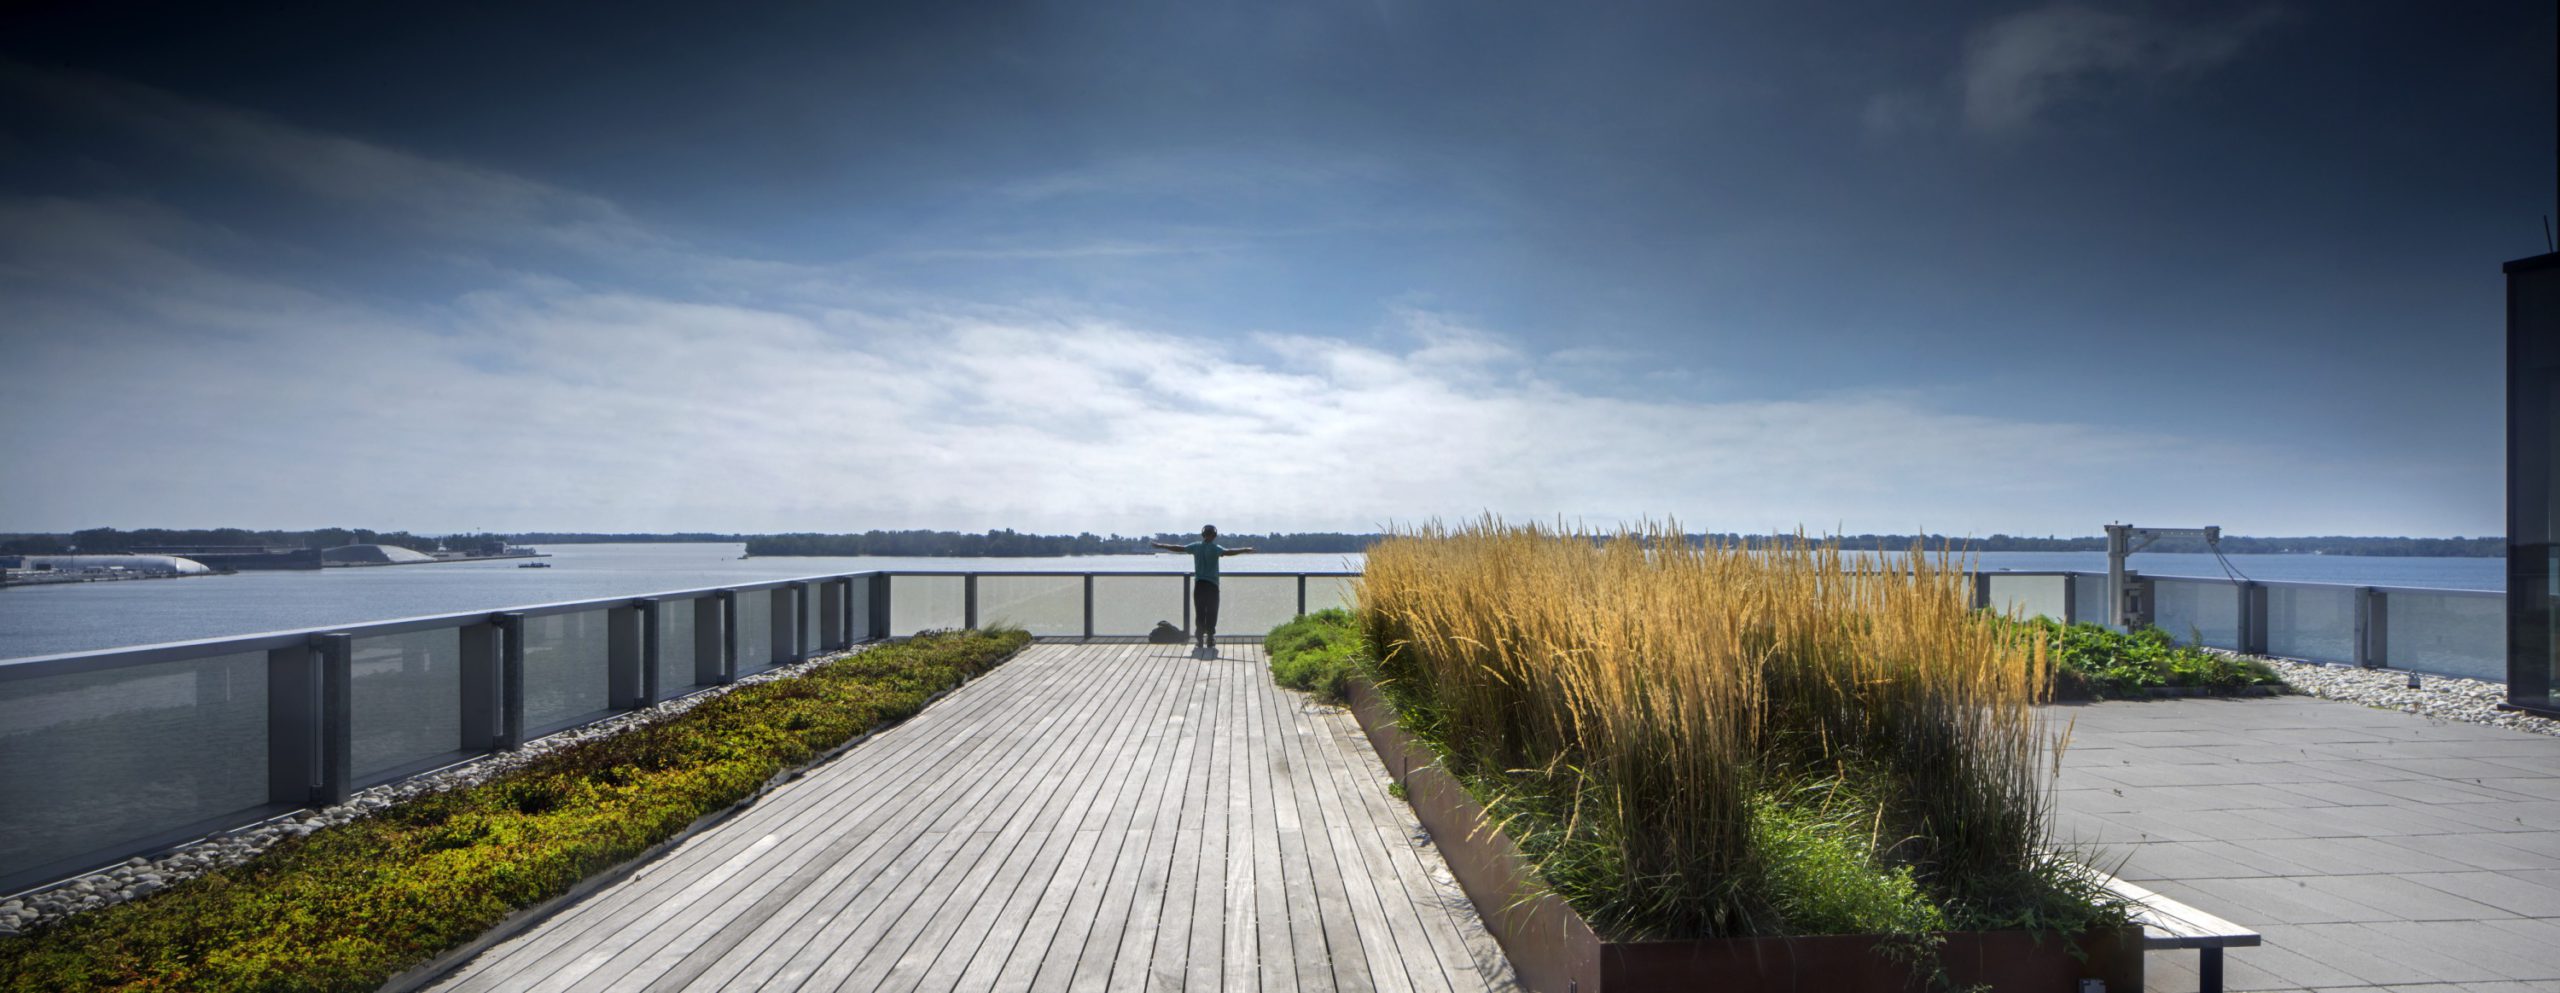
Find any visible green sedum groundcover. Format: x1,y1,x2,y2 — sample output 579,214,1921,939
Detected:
0,628,1029,993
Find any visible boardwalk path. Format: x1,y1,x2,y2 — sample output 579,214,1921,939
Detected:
431,642,1514,993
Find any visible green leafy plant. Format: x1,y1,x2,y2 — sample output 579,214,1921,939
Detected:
1265,607,1363,703
0,628,1030,993
2023,617,2281,699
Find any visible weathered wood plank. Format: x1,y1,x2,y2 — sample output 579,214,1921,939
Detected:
427,642,1507,993
440,667,1028,992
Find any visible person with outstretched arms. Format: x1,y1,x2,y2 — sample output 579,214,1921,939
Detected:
1151,525,1255,656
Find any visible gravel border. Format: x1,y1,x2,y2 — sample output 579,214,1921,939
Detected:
2256,655,2560,738
0,643,879,938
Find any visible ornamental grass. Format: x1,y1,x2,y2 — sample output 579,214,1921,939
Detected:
1357,520,2110,939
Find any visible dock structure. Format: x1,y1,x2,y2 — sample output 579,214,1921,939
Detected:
428,642,1513,993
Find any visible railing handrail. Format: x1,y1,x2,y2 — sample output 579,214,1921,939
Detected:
1994,569,2501,598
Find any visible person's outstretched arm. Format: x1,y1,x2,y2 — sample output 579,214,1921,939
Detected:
1221,546,1256,556
1149,541,1187,552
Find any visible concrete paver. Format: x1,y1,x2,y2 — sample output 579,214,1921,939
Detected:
2049,695,2560,993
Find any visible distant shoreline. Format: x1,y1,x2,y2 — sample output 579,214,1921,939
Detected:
7,529,2506,559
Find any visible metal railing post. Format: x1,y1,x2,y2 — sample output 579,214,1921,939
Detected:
459,618,500,752
313,632,353,805
2352,588,2377,668
717,591,739,683
773,586,793,665
2242,583,2269,656
1083,574,1095,640
964,574,979,630
1182,577,1193,637
609,603,644,709
496,613,526,749
2061,574,2079,625
2368,589,2391,668
1298,574,1308,617
694,596,726,686
636,598,662,706
1971,572,1990,610
790,583,810,661
267,643,321,806
871,574,891,640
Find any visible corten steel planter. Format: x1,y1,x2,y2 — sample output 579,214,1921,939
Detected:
1343,678,2143,993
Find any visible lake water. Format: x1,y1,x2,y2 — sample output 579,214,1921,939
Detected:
0,543,2502,661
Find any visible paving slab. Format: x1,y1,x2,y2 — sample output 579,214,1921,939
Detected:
2048,695,2560,992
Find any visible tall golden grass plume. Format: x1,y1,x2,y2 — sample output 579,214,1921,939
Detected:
1357,517,2063,937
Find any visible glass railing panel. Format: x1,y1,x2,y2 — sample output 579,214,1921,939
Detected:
801,585,822,654
1306,576,1359,615
849,578,880,639
2151,578,2243,649
977,575,1084,636
657,597,700,695
0,650,269,885
523,610,610,730
1206,576,1299,639
2073,575,2109,628
2265,585,2356,663
351,628,463,779
1092,575,1185,637
847,578,874,641
2386,590,2503,680
735,592,774,673
889,575,966,636
1984,574,2068,622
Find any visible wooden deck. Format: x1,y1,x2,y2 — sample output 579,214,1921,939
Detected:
430,642,1515,993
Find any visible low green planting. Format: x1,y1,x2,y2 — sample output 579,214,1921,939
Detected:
1265,607,1362,703
0,628,1029,993
2022,617,2282,699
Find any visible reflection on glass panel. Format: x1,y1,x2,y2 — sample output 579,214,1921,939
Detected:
847,577,875,642
2388,590,2503,681
979,575,1084,636
351,628,463,778
2151,579,2243,649
0,651,268,884
769,589,798,665
1984,575,2068,622
523,611,611,730
2265,585,2356,663
1093,575,1185,637
2073,576,2109,628
802,584,823,653
889,576,967,636
1205,576,1298,639
657,597,700,694
735,592,773,673
1306,576,1360,614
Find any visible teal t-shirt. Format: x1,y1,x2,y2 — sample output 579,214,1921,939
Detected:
1184,541,1222,584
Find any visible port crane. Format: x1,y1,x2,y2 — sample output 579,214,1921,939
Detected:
2104,523,2221,630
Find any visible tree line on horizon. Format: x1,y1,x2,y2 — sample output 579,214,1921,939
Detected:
741,529,1378,557
0,527,2507,558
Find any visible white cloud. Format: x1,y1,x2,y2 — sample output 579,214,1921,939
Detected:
1959,3,2283,133
0,207,2331,536
0,64,2393,538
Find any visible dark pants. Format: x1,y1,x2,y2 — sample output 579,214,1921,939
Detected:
1194,579,1220,642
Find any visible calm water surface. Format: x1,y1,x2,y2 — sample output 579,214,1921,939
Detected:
0,543,2499,661
0,544,1363,660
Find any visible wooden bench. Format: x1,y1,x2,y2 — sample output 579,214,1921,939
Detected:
2097,874,2261,993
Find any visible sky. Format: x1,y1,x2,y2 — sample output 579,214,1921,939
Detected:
0,1,2549,538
